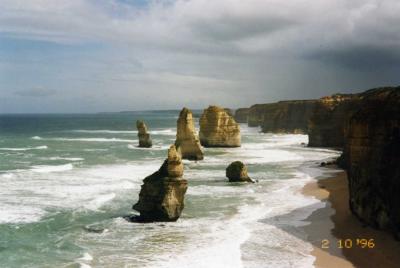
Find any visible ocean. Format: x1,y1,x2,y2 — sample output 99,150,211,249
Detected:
0,111,341,268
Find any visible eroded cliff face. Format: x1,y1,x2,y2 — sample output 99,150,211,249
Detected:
247,104,268,127
308,94,360,148
199,106,241,147
261,100,318,134
341,87,400,236
243,100,318,133
175,108,204,160
234,108,249,123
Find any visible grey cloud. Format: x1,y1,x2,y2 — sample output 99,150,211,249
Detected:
304,44,400,70
1,0,400,113
14,88,57,97
188,13,296,43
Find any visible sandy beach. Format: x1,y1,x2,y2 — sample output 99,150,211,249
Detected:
302,168,400,268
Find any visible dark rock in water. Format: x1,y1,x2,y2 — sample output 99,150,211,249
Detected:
132,145,188,222
320,160,336,167
199,106,241,147
84,225,107,233
226,161,254,183
136,120,152,148
175,107,204,160
340,86,400,237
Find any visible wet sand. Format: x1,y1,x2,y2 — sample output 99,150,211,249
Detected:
302,169,400,268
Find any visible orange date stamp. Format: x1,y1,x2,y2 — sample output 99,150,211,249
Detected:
321,239,375,249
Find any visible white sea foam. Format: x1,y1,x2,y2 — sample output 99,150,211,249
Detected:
66,129,175,136
31,163,74,173
79,263,92,268
83,149,108,152
151,129,176,136
0,145,48,151
127,144,169,150
68,129,136,134
78,252,93,261
31,136,42,140
0,162,159,224
49,138,135,143
1,173,14,179
48,157,84,161
84,193,116,210
0,205,45,224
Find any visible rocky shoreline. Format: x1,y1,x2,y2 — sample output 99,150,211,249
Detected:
236,86,400,238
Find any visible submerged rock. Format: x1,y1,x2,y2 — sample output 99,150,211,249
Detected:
175,108,204,160
136,120,152,148
132,145,188,222
226,161,254,183
199,106,241,147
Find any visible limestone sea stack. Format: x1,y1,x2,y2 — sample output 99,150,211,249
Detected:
136,120,152,148
199,106,241,147
226,161,254,183
132,145,188,222
175,108,204,160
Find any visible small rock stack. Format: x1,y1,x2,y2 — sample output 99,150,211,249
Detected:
226,161,254,183
136,120,152,148
226,161,254,182
132,145,188,222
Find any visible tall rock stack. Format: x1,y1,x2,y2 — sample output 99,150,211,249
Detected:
175,108,204,160
199,106,241,147
340,87,400,236
136,120,152,148
132,145,188,222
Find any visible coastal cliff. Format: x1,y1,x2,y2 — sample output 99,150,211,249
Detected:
234,108,249,123
199,106,241,147
340,87,400,236
244,100,317,133
308,94,360,148
261,100,318,134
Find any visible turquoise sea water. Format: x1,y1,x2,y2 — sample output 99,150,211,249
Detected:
0,111,340,268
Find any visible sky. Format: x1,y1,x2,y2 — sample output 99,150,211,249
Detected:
0,0,400,113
